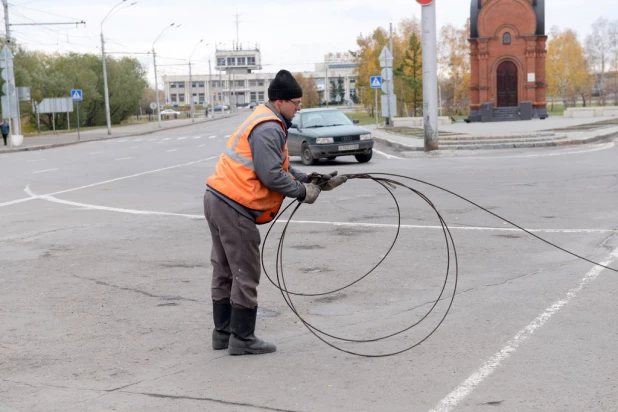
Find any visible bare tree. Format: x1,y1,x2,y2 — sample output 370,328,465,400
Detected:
585,18,613,105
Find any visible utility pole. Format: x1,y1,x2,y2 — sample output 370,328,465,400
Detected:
387,22,393,128
3,0,9,42
421,1,439,151
153,48,161,127
101,32,112,135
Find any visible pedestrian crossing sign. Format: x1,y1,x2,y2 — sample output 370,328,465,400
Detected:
71,89,83,101
370,76,382,88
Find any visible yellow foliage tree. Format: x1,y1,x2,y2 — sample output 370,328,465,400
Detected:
354,18,422,117
438,20,471,116
547,28,593,108
293,73,320,109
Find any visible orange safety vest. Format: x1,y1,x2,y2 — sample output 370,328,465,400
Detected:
207,105,290,224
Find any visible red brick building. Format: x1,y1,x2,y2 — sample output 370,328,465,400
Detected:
468,0,548,122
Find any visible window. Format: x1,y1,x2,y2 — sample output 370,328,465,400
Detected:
503,32,511,45
234,80,245,88
217,57,225,66
171,94,177,102
258,92,265,102
250,92,257,102
349,77,356,84
198,93,205,104
227,57,236,66
176,82,185,89
247,56,256,65
179,94,185,102
237,57,246,65
198,81,205,88
170,83,177,88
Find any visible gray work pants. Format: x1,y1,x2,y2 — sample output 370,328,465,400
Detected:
204,190,261,309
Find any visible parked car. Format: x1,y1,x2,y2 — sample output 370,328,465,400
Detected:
211,104,230,112
248,101,258,109
160,109,181,115
288,108,373,165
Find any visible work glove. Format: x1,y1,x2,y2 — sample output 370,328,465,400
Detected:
299,183,321,204
320,175,347,191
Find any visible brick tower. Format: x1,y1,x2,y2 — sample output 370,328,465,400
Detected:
468,0,548,122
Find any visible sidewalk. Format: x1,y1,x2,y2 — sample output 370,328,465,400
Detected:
0,113,238,154
369,116,618,151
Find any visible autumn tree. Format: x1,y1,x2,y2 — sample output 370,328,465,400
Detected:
438,20,471,116
396,32,423,116
547,28,592,108
293,73,320,108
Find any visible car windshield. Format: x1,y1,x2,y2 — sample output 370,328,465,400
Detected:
302,111,352,128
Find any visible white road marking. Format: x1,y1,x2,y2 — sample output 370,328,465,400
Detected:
116,157,132,161
193,136,204,139
178,137,187,140
148,138,156,141
32,168,58,174
199,144,206,147
0,157,218,209
24,187,202,220
117,140,127,143
163,138,171,141
134,139,143,142
26,159,45,163
373,149,402,159
209,135,217,139
167,149,178,152
224,134,232,138
280,220,614,234
429,245,618,412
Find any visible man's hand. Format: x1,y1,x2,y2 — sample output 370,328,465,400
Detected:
320,175,347,191
299,183,321,204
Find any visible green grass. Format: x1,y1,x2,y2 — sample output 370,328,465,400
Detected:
345,111,377,125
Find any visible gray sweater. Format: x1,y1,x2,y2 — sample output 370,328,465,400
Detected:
208,103,308,221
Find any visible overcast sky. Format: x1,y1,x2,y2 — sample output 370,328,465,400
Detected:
6,0,614,86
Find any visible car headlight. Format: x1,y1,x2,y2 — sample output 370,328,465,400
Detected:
360,134,372,140
316,137,334,144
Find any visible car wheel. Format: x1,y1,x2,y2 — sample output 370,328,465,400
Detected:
301,143,319,166
354,150,372,163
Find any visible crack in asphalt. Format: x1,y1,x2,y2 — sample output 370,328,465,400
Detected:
120,391,303,412
73,275,207,304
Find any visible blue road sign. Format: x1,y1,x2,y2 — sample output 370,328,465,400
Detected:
370,76,383,88
71,89,83,101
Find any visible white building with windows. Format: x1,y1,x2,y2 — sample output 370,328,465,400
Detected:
163,50,358,108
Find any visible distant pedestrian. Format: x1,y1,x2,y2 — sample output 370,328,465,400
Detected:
0,119,9,146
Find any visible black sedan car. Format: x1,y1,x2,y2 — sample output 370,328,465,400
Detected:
288,108,374,165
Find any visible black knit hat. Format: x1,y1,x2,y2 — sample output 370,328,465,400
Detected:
268,70,303,101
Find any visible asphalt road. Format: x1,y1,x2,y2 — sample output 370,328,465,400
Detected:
1,116,618,412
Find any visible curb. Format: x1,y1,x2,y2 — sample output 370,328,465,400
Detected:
373,130,618,152
0,114,237,155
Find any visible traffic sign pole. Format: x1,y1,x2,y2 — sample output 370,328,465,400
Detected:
375,88,378,127
76,100,80,141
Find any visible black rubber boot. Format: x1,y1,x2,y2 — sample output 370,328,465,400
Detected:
228,306,276,355
212,299,232,350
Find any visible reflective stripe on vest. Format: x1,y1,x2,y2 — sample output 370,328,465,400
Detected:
206,105,289,224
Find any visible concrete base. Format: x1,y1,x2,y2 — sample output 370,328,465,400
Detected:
391,117,452,128
533,107,549,119
564,106,618,118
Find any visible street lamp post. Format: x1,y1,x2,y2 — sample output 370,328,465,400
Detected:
152,23,179,128
207,43,223,118
188,39,204,123
101,0,137,136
